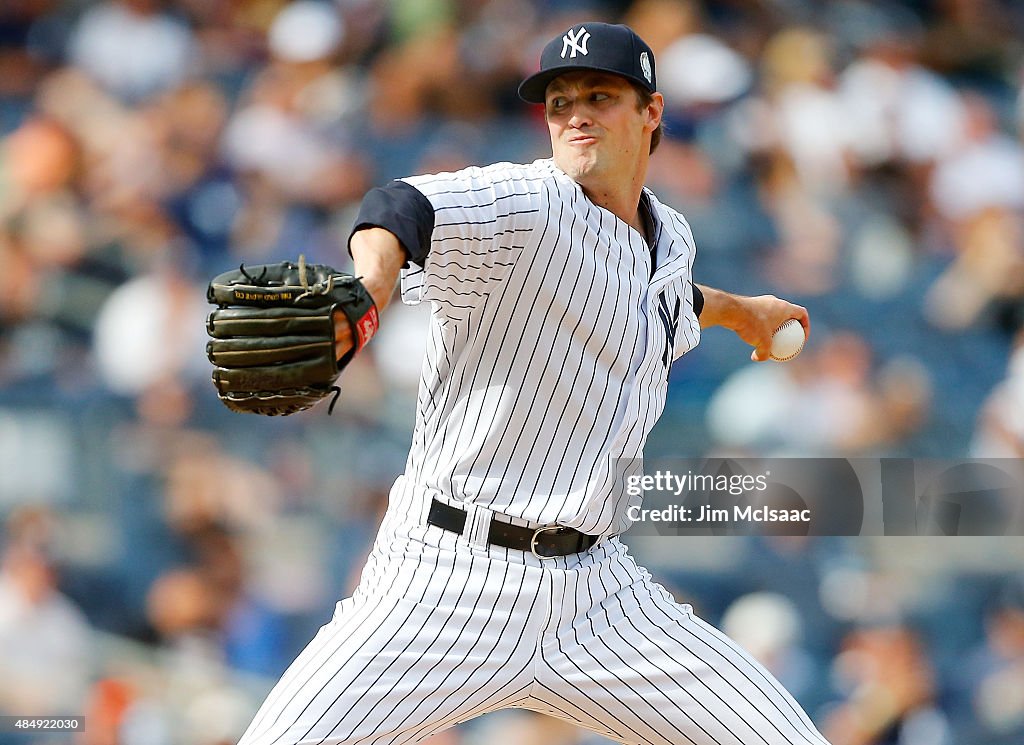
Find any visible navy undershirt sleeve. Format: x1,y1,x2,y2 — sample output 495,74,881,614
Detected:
348,180,435,266
691,283,704,319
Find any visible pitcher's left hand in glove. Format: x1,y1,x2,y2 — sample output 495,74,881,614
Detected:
206,257,378,415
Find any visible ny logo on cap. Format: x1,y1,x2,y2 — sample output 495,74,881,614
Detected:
561,26,591,59
640,51,652,83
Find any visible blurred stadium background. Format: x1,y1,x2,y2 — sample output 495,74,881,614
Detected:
1,0,1024,743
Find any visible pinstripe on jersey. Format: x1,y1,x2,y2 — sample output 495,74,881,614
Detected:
399,159,700,537
236,157,833,745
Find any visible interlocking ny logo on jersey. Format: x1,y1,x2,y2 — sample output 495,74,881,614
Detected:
657,293,680,367
561,27,591,58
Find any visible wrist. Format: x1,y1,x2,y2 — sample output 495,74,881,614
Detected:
361,276,394,312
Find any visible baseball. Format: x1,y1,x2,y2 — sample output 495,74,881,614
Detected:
770,319,806,361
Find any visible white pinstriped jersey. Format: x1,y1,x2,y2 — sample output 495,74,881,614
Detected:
237,160,833,745
398,159,701,537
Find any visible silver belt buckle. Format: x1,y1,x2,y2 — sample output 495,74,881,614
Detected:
530,525,567,559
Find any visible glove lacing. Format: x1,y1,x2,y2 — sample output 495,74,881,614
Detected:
295,253,337,302
296,253,343,414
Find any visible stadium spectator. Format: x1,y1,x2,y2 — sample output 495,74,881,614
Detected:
0,507,93,713
823,624,953,745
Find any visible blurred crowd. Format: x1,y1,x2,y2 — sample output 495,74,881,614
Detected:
1,0,1024,744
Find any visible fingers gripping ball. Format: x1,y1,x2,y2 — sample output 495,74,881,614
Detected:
206,257,378,415
770,319,806,362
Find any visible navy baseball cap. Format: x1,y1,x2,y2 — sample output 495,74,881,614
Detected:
518,22,657,104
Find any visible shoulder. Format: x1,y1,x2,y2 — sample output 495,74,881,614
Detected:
403,159,560,197
646,189,695,247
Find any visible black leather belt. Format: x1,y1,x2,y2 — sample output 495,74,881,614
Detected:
427,498,599,558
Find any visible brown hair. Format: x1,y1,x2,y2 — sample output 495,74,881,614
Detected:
633,84,663,154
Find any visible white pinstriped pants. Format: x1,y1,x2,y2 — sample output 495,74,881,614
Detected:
238,477,831,745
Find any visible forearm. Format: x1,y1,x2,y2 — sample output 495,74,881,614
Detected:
695,283,809,362
695,284,745,330
349,227,406,312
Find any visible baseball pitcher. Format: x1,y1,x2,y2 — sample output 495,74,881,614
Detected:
210,22,823,745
